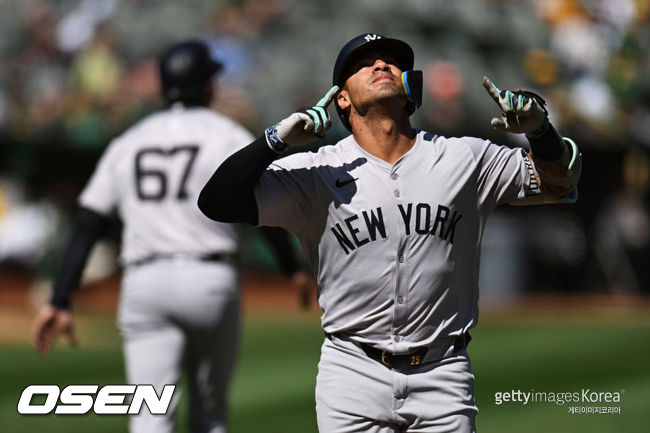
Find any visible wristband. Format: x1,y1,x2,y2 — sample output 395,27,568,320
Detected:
264,124,287,154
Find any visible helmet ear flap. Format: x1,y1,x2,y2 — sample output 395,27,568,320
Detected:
402,70,423,113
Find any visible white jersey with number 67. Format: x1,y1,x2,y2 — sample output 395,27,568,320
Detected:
80,105,253,265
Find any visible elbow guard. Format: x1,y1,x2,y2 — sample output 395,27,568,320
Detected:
514,138,582,205
535,137,582,189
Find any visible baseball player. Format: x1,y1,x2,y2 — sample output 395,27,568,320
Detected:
31,39,310,433
198,33,581,432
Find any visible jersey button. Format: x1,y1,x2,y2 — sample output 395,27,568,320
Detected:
391,172,398,180
398,256,404,263
397,296,404,304
394,190,400,198
394,335,401,342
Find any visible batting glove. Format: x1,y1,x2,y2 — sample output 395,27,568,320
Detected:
265,86,339,153
482,77,548,135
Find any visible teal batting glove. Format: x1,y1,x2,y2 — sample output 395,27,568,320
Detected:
482,77,548,134
265,86,339,152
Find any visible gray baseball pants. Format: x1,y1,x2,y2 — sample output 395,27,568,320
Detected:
316,334,477,433
118,259,240,433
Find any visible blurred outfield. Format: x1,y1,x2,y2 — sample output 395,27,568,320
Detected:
1,289,649,433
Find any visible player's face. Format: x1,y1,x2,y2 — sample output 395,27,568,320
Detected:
338,51,405,113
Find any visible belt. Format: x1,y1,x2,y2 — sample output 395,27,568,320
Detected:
330,333,471,369
127,252,237,268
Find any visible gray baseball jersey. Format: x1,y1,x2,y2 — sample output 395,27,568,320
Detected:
80,105,254,265
254,130,539,353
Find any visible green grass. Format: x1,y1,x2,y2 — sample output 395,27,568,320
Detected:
471,321,650,433
2,313,648,432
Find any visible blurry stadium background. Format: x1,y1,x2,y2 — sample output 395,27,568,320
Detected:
0,0,649,432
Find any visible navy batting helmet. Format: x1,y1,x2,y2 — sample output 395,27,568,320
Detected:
159,39,222,105
333,33,422,131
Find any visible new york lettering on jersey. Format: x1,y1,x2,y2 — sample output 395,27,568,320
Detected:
330,203,463,255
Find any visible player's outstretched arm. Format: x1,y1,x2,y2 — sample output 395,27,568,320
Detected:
32,207,111,355
198,86,339,224
482,77,581,200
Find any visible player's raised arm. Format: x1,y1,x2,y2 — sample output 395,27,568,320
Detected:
482,77,582,202
197,86,339,225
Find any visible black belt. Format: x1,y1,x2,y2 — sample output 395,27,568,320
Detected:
128,252,237,268
330,333,471,369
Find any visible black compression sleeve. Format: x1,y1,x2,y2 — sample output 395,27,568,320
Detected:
525,118,566,161
258,226,303,276
198,135,278,225
50,207,111,309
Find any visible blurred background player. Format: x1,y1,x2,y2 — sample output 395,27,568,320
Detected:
31,39,311,433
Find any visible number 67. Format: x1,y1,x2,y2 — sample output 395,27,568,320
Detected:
134,145,199,201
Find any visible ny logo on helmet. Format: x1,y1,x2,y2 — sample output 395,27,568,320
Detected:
364,34,381,42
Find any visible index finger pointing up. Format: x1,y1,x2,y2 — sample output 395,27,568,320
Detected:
316,85,340,108
482,76,502,106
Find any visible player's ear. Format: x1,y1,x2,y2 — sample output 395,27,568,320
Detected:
337,89,351,110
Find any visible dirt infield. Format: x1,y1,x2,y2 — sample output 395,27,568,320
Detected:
2,270,650,345
0,271,317,312
0,271,319,344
